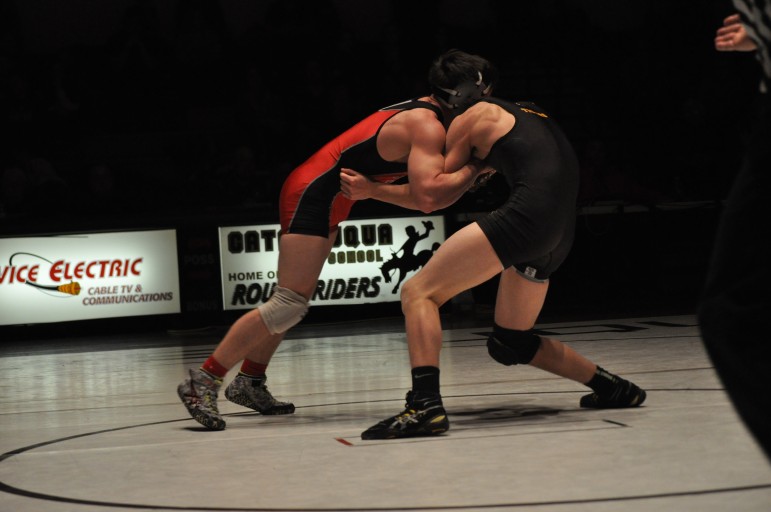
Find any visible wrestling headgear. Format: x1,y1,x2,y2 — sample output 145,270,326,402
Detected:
432,71,492,111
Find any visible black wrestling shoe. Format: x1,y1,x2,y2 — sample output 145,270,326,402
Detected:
580,378,647,409
361,391,449,440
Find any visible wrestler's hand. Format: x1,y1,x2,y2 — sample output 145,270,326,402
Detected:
715,14,757,52
340,168,374,200
468,166,496,193
466,158,494,177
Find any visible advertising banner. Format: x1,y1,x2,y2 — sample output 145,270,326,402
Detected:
219,216,445,310
0,230,181,325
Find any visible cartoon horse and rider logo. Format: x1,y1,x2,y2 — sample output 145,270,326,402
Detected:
379,220,440,294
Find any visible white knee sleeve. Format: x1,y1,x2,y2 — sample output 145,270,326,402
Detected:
258,286,309,334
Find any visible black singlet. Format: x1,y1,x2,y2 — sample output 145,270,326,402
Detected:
474,98,579,281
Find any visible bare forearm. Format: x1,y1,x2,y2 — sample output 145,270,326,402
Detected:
367,182,422,210
416,165,479,212
367,167,476,213
341,163,482,213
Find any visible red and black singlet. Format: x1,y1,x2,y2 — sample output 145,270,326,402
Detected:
279,99,442,237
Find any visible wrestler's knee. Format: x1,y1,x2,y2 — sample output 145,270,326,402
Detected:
399,278,436,312
487,324,542,365
399,278,418,306
257,286,309,334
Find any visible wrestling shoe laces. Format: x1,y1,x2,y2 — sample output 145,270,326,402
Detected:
361,391,449,440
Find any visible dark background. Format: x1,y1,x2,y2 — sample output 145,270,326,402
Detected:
0,0,761,336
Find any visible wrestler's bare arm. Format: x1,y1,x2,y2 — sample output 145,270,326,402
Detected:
340,111,483,212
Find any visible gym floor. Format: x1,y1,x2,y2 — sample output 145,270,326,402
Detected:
1,312,770,512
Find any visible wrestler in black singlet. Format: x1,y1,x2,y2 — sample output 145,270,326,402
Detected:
475,99,579,281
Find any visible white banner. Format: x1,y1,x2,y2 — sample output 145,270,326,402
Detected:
219,216,445,309
0,230,181,325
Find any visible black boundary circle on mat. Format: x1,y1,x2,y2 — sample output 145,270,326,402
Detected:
1,412,771,511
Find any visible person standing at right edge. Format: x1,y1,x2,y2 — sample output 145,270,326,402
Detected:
699,3,771,462
353,50,646,440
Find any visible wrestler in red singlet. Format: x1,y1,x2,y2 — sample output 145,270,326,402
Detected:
280,99,442,236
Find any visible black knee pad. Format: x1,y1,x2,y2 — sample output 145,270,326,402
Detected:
487,324,541,366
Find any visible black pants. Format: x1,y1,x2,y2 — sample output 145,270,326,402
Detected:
698,95,771,462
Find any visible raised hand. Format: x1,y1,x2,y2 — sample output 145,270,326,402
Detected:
715,14,757,52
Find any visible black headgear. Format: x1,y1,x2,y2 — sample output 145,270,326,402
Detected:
433,71,491,111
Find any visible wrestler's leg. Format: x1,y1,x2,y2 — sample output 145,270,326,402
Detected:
361,222,502,439
214,231,336,367
401,222,503,368
493,270,595,383
492,268,645,408
178,231,336,429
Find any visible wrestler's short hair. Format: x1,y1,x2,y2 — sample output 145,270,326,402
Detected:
428,49,498,111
